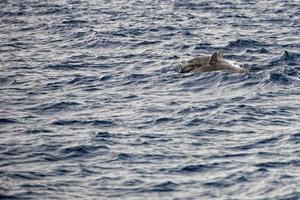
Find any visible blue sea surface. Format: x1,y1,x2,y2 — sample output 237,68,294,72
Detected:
1,0,300,199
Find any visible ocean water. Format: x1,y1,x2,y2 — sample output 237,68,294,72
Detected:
1,0,300,199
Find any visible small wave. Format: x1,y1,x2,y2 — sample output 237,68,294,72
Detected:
93,131,114,143
289,132,300,144
204,180,232,188
122,179,144,186
45,62,104,70
26,128,52,134
194,42,212,50
154,117,174,125
8,171,47,180
266,71,292,85
284,67,300,77
164,163,220,173
181,164,212,172
132,40,161,47
52,119,116,127
0,118,18,124
278,50,299,61
67,75,97,85
0,76,15,87
177,104,220,114
255,161,288,168
268,50,300,66
117,153,135,161
72,31,123,48
38,6,70,15
95,131,111,138
125,73,149,80
230,136,282,150
192,129,231,136
60,144,109,158
246,48,269,53
33,101,81,113
123,73,151,85
61,19,89,25
225,39,267,49
185,118,205,126
100,75,113,81
0,194,18,200
45,63,83,70
0,10,24,17
150,181,178,192
174,2,211,10
208,153,250,159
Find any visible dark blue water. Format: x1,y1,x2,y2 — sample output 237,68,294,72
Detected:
1,0,300,199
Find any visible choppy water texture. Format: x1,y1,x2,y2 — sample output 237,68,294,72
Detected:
1,0,300,199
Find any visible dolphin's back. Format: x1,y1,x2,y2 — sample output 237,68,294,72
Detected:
180,56,210,73
192,59,246,73
181,51,247,74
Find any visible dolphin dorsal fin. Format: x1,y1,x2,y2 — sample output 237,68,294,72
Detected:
209,52,218,64
217,50,224,60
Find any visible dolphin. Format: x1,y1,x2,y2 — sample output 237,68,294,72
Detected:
180,51,247,73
